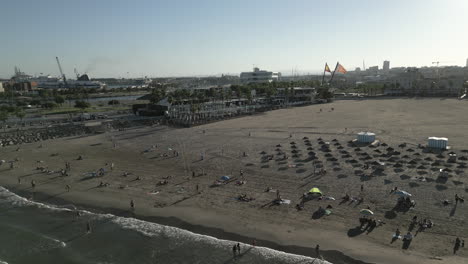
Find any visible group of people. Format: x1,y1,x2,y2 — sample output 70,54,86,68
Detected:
232,243,241,258
359,217,383,230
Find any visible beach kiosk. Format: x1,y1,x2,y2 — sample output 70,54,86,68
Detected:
427,137,448,150
357,132,376,143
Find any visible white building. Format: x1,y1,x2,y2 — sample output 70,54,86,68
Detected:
240,67,281,83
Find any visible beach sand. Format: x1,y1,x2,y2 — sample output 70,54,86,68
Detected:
1,98,467,264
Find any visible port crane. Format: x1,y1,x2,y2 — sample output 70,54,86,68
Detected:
56,56,69,88
74,68,80,79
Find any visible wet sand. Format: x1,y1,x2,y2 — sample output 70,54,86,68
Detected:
1,98,467,264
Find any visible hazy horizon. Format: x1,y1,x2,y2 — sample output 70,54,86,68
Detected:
1,0,468,79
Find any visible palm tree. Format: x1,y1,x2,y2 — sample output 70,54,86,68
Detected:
15,108,26,129
0,111,8,132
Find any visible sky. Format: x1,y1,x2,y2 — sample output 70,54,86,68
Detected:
1,0,468,78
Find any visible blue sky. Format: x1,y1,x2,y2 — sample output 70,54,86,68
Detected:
1,0,467,78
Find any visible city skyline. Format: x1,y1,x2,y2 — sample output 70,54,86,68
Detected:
1,0,468,78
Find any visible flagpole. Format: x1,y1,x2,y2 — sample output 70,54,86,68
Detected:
321,64,327,86
329,62,339,84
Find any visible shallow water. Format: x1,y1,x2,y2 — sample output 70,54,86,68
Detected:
0,187,328,264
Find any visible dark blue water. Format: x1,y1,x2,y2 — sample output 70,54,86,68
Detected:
0,187,327,264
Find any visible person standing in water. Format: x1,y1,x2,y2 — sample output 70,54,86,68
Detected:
130,199,135,211
232,244,237,258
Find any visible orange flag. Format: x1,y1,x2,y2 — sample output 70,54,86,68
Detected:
337,63,347,74
324,63,331,73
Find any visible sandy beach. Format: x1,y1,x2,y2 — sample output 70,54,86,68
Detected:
1,98,467,264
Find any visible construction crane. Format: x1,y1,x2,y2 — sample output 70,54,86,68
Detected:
74,67,80,79
56,56,69,88
431,61,453,67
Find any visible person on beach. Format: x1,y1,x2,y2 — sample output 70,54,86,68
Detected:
66,184,71,192
236,243,241,255
111,163,114,171
31,180,36,190
18,177,21,184
232,244,237,257
86,221,92,234
454,237,461,254
315,244,320,257
130,199,135,211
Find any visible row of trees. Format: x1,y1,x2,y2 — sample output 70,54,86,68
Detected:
0,106,26,130
148,80,329,105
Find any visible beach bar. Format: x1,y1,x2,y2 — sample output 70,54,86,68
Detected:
357,132,376,143
427,137,448,149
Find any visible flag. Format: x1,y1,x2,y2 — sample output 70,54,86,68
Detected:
337,63,347,74
324,63,331,73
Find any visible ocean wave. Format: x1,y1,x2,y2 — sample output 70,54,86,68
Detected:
0,186,330,264
112,217,330,264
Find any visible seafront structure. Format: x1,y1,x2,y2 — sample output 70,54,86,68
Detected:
240,67,281,83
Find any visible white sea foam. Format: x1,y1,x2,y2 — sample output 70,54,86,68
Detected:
0,186,330,264
112,216,331,264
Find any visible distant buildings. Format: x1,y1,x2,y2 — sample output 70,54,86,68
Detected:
240,67,281,83
0,82,4,93
366,66,379,75
383,60,390,71
340,60,468,97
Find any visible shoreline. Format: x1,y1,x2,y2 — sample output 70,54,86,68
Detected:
1,99,467,264
4,184,365,264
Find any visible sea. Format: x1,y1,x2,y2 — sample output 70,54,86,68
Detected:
0,187,328,264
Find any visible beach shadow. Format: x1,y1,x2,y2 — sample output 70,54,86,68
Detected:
90,143,102,146
337,174,347,179
79,175,96,182
296,169,306,173
170,193,199,206
436,177,448,184
400,175,410,180
245,163,254,167
402,239,412,250
347,226,365,237
435,185,448,191
384,210,397,219
311,209,325,219
384,179,393,185
359,175,371,182
408,182,419,188
450,203,458,217
453,180,463,186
